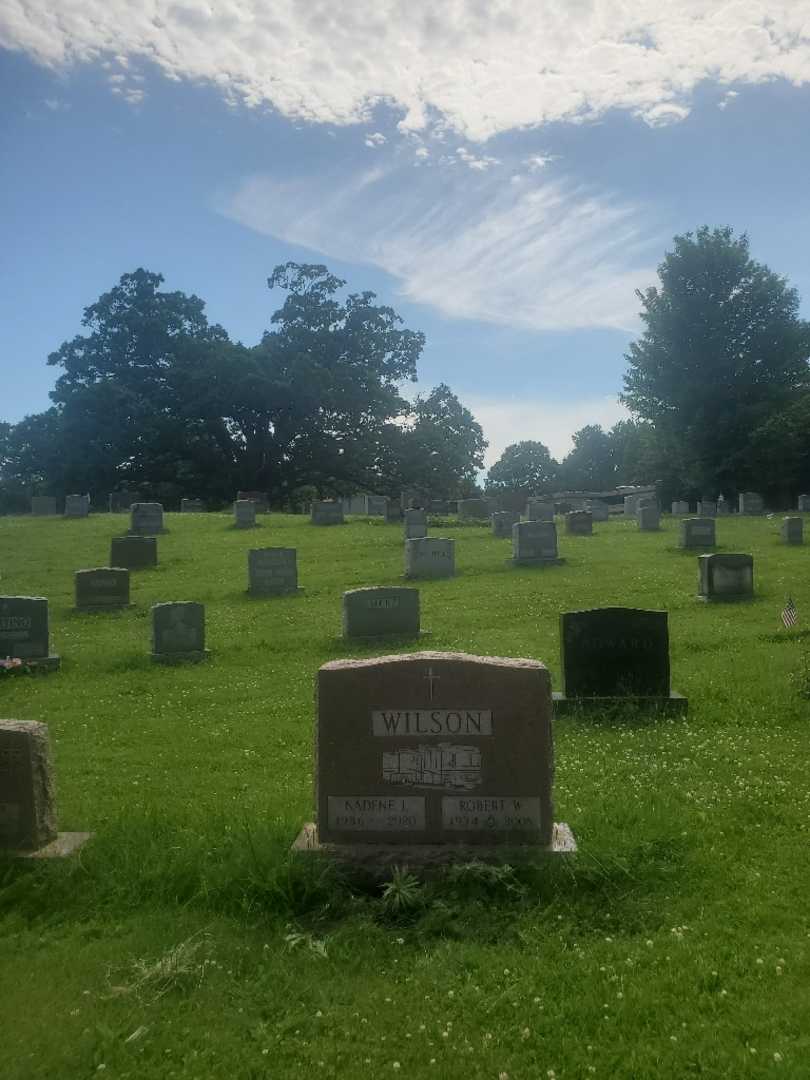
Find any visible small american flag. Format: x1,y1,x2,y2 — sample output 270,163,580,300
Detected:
781,597,798,629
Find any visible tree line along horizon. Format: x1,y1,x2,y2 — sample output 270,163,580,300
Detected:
2,224,809,515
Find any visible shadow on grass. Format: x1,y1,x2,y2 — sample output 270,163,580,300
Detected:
761,628,810,644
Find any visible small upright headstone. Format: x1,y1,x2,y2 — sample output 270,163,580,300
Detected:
781,517,803,545
151,602,207,663
129,502,166,535
296,651,573,863
0,597,59,670
404,538,455,580
671,501,690,515
491,511,519,538
404,508,428,540
738,492,764,515
311,501,345,526
248,548,301,596
385,501,403,524
509,522,564,567
343,495,368,515
64,494,90,518
525,499,554,522
637,505,661,531
110,536,157,570
552,608,686,714
234,500,258,529
31,496,57,517
588,500,610,522
679,518,716,549
342,587,420,639
717,496,730,516
108,491,137,513
697,554,754,601
697,499,717,518
798,495,810,512
365,495,388,516
180,498,205,513
623,494,638,517
75,568,130,611
457,499,490,520
565,511,593,536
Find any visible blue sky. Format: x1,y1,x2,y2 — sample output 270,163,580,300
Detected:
3,3,810,465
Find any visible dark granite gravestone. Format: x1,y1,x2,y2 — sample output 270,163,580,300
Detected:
0,597,59,670
404,508,428,539
738,492,764,515
342,587,420,639
565,510,593,535
637,505,661,531
108,490,137,513
457,499,491,520
64,494,90,518
552,607,687,714
151,602,208,663
129,502,166,535
294,651,574,870
234,499,257,528
781,517,803,545
525,499,554,521
248,548,301,596
491,510,519,538
384,501,403,524
679,518,716,549
311,500,345,525
509,521,564,567
110,536,157,570
237,490,270,513
75,569,131,612
798,495,810,512
180,498,205,513
697,554,754,601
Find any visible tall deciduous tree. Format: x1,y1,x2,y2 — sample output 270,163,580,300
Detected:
394,384,487,498
486,440,557,492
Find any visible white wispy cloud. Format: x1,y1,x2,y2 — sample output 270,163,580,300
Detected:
222,161,661,332
2,3,810,139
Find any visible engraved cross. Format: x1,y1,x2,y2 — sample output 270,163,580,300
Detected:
424,666,440,702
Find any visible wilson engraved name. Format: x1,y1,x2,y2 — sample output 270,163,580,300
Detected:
372,709,492,737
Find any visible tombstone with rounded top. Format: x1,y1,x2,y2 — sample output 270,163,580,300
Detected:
64,494,90,518
697,554,754,601
248,548,301,596
342,587,420,639
404,508,428,540
75,568,130,612
781,517,803,545
637,505,661,531
510,521,564,567
565,510,592,535
234,500,257,528
110,535,157,570
0,596,59,670
129,502,166,535
405,537,455,580
151,602,208,663
311,500,345,526
679,517,716,549
491,510,519,538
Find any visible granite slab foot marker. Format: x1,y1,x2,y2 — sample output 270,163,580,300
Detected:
75,568,131,612
697,554,754,601
151,602,208,663
342,587,420,639
248,548,302,596
110,535,157,570
552,608,687,714
0,720,91,858
0,596,60,671
294,651,574,870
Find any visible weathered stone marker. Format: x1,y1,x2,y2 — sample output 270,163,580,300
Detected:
129,502,166,535
404,508,428,540
75,569,130,612
234,499,257,528
679,517,716,549
151,602,208,663
108,491,137,513
738,492,764,515
588,500,610,522
384,501,403,524
64,494,90,518
248,548,301,596
509,521,564,567
671,500,690,515
180,498,204,513
491,510,519,538
781,517,804,545
697,554,754,601
110,536,157,570
237,490,270,513
0,597,59,670
311,501,345,526
697,499,717,518
552,608,686,714
404,538,455,580
457,498,490,520
525,499,554,522
31,496,57,516
565,510,593,536
365,495,388,516
637,505,661,531
798,495,810,512
296,651,574,865
342,587,420,639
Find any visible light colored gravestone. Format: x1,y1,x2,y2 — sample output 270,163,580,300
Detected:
151,602,207,663
565,510,592,536
457,498,490,520
671,501,690,515
385,501,403,524
679,517,716,549
0,597,59,670
108,491,137,513
717,496,730,515
491,510,519,538
525,499,554,522
31,496,57,516
75,568,130,612
110,535,157,570
311,501,345,526
637,505,661,531
697,554,754,601
553,608,686,714
129,502,166,535
237,491,270,513
234,500,257,528
64,494,90,518
798,495,810,512
697,499,717,518
248,548,301,596
297,651,574,866
509,522,564,567
180,498,205,513
404,508,428,540
588,500,610,522
342,587,420,639
405,538,455,580
781,517,803,545
738,492,764,515
623,494,638,516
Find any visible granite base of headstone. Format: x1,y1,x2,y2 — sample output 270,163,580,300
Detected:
404,538,455,579
110,535,157,570
0,597,60,671
697,554,754,602
781,517,803,545
64,494,91,518
491,511,519,538
0,720,92,858
292,651,575,875
565,510,593,536
679,518,716,549
342,587,420,639
552,608,687,715
75,569,131,612
248,548,302,596
508,521,564,567
151,602,208,663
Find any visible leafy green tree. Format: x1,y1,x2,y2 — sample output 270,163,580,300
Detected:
486,440,557,492
746,392,810,506
622,226,810,493
394,384,487,498
558,425,614,490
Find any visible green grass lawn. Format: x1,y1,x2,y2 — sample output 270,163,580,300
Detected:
1,510,809,1079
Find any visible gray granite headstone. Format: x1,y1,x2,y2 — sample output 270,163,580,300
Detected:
697,554,754,601
110,536,157,570
75,568,130,611
717,498,731,516
248,548,300,596
237,491,270,513
637,505,661,531
798,495,810,512
510,521,563,566
404,508,428,540
404,538,455,580
738,492,764,515
108,490,137,513
0,720,57,851
64,494,90,518
525,499,554,522
234,500,257,528
385,501,403,524
342,587,420,639
31,496,57,516
671,501,690,515
623,494,638,516
696,499,717,518
679,517,716,549
565,510,593,535
343,495,367,515
180,498,205,513
365,495,388,516
129,502,166,535
457,499,490,520
151,602,207,662
588,500,610,522
311,501,345,526
491,510,519,538
781,517,803,545
0,597,58,669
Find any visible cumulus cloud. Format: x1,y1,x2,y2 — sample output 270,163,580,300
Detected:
2,3,810,140
364,132,386,148
222,160,661,332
